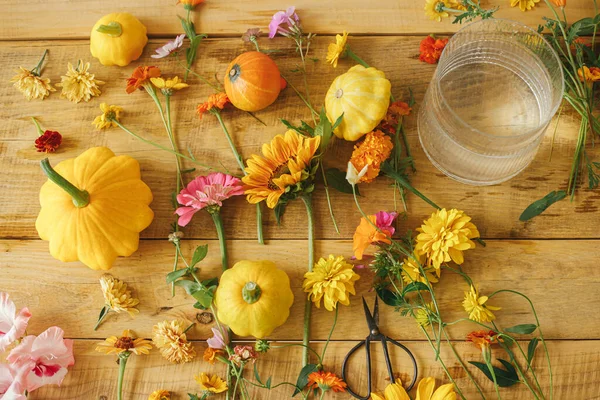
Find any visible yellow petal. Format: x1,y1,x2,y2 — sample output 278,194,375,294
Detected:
416,377,436,400
431,383,457,400
384,382,410,400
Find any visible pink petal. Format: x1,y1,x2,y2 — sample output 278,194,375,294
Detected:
25,366,69,392
207,327,229,349
30,327,68,361
0,294,31,352
175,207,199,227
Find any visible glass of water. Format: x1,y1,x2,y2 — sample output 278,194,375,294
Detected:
417,19,564,186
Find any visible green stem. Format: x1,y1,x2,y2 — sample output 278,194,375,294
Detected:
40,158,90,208
295,39,316,126
382,164,440,209
210,210,228,271
31,117,44,136
281,75,319,117
320,165,340,234
31,49,49,76
485,357,503,400
442,329,487,399
320,307,338,361
117,352,130,400
301,194,315,367
165,94,184,189
97,21,123,37
346,47,369,68
270,343,323,364
177,58,222,91
93,306,110,331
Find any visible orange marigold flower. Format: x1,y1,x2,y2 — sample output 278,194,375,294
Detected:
578,66,600,83
35,130,62,153
126,66,161,94
203,347,223,365
419,35,448,64
349,130,393,184
466,330,497,349
307,371,347,393
197,93,230,118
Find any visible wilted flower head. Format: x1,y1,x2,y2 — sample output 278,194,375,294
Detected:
0,293,31,352
268,6,300,38
152,320,196,364
152,34,185,59
56,60,104,103
93,103,123,130
11,67,55,101
242,28,262,43
303,255,360,311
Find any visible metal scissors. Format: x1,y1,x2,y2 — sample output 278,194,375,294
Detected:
341,297,418,399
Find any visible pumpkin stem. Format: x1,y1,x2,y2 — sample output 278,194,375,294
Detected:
96,21,123,37
242,282,262,304
228,64,241,83
40,158,90,208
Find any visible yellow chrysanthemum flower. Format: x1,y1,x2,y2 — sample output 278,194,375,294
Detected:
415,302,435,328
95,329,153,356
152,320,196,364
462,285,501,323
326,31,348,68
150,76,189,94
56,60,104,103
415,208,480,269
424,0,449,22
303,254,360,311
510,0,540,11
93,103,123,130
371,380,409,400
11,67,56,101
401,253,439,285
148,390,170,400
195,373,228,394
99,274,139,317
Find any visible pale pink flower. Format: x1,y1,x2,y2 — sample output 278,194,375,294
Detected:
268,6,300,38
375,211,397,236
0,293,31,352
151,34,185,59
175,172,244,226
206,327,229,350
7,327,74,392
229,345,258,366
0,363,28,400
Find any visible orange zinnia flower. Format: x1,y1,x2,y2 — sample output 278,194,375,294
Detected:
578,66,600,83
126,66,161,94
178,0,205,9
419,35,448,64
349,130,393,184
307,371,347,393
197,93,230,118
550,0,565,6
203,347,223,364
466,330,497,349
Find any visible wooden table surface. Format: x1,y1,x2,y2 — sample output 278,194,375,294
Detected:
1,1,599,399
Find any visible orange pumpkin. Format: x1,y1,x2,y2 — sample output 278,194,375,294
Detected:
224,51,282,112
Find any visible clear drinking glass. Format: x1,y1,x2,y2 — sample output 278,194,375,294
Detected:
417,19,564,186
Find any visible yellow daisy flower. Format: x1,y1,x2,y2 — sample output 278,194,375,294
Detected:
401,252,439,285
462,285,501,323
327,31,348,68
195,373,228,394
56,60,104,103
150,76,189,95
510,0,540,11
371,380,409,400
93,103,123,130
99,274,139,317
303,254,360,311
415,208,480,269
11,67,55,101
415,377,457,400
424,0,449,22
152,320,196,364
414,302,435,328
148,390,170,400
95,329,153,356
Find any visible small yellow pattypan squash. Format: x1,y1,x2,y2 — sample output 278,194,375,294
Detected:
215,260,294,338
36,147,154,270
90,13,148,67
325,65,391,141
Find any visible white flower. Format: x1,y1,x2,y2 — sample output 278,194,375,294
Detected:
151,34,185,59
345,162,368,186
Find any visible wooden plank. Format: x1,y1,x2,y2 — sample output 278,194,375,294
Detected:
27,339,600,399
0,38,598,240
1,239,598,341
1,0,595,40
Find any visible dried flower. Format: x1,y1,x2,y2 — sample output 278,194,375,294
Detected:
255,339,270,353
152,320,196,364
242,28,262,43
327,31,348,68
152,34,185,59
95,329,152,356
99,274,140,317
34,130,62,153
148,390,170,400
229,345,258,366
303,254,360,311
345,162,369,186
11,67,55,101
203,347,223,364
353,211,397,260
56,61,104,103
0,293,31,352
578,66,600,82
196,92,230,118
510,0,540,11
93,103,123,130
415,208,480,269
307,371,347,393
194,373,228,394
175,172,244,226
463,285,500,323
415,302,435,327
126,66,161,94
349,130,394,183
268,6,300,38
419,35,448,64
150,76,189,95
206,326,229,349
177,0,205,10
168,231,184,243
401,253,439,285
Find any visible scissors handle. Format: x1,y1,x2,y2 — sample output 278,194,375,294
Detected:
341,339,372,400
384,336,418,392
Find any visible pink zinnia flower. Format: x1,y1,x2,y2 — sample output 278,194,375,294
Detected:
268,6,300,38
0,363,28,400
229,345,258,366
7,327,74,392
151,34,185,59
175,172,244,227
375,211,397,236
206,326,229,350
0,293,31,352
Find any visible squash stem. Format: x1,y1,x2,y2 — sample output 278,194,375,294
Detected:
209,209,228,271
96,21,123,37
40,158,90,208
300,194,314,367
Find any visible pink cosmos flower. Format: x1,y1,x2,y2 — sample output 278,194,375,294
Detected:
175,173,244,227
206,326,229,350
151,34,185,59
0,293,31,352
0,363,28,400
268,6,300,38
375,211,397,236
6,327,74,392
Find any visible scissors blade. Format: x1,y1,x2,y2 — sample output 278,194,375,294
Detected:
362,296,379,333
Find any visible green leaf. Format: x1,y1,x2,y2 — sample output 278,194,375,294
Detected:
274,202,287,225
187,394,200,400
293,364,318,396
193,302,204,309
166,268,190,284
174,280,201,295
402,282,430,296
376,287,405,307
190,245,209,267
325,168,359,195
181,168,196,174
202,277,219,287
253,363,263,385
265,377,272,389
527,337,539,365
332,113,344,130
191,285,215,309
505,324,537,335
469,360,520,387
519,191,566,221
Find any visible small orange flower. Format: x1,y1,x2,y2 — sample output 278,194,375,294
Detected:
419,35,448,64
203,347,223,365
307,371,347,393
466,330,497,349
197,92,230,118
349,130,393,184
550,0,565,6
126,66,161,94
578,66,600,83
178,0,205,9
353,214,394,260
380,101,412,133
35,130,62,153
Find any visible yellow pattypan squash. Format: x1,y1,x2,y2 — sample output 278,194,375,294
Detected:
90,13,148,67
215,260,294,338
325,65,391,141
36,147,154,270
